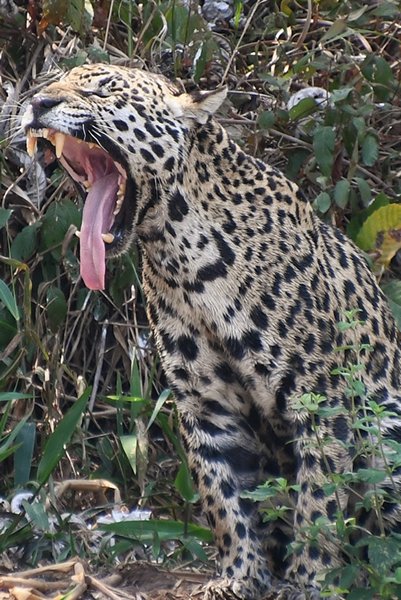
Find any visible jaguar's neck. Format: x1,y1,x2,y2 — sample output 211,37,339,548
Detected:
135,120,316,290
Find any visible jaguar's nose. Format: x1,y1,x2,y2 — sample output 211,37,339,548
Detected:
30,96,62,116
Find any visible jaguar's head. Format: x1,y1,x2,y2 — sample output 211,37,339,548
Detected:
22,64,226,290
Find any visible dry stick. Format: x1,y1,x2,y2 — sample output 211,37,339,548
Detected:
103,0,116,51
85,319,108,429
296,0,312,48
0,577,67,591
221,0,268,85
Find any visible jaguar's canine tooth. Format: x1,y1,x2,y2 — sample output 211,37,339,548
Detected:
102,233,115,244
54,132,66,158
26,133,37,157
75,230,81,238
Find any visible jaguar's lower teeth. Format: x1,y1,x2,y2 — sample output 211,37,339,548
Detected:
102,233,115,243
75,231,114,244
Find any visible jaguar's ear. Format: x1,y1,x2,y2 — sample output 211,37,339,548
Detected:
166,87,228,124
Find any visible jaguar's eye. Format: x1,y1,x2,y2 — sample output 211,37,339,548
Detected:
80,89,111,98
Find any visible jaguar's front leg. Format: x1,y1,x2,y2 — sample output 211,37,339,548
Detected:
180,404,272,600
284,406,353,595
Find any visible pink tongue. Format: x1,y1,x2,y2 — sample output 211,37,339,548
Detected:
80,173,118,290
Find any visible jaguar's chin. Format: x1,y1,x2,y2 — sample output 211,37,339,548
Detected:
26,128,134,290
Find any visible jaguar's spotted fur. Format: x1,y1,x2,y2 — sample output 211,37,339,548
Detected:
24,64,401,600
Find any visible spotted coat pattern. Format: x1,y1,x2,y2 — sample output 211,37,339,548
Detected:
26,65,401,600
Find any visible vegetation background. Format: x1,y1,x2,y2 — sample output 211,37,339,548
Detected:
0,0,401,598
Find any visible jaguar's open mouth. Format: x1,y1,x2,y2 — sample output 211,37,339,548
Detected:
26,129,129,291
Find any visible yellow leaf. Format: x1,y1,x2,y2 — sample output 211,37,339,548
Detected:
356,204,401,267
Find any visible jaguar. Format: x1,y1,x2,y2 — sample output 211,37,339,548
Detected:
22,63,401,599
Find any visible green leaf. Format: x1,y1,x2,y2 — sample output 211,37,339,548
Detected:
355,177,372,207
257,111,275,130
0,208,12,229
361,134,379,166
120,434,138,475
100,519,213,544
355,468,387,484
40,199,81,261
289,97,319,121
382,281,401,330
46,286,67,332
11,222,41,262
14,422,36,486
22,499,50,532
313,126,335,177
0,279,19,321
320,19,347,43
330,87,353,103
373,2,400,18
313,192,332,214
175,461,197,502
0,393,32,402
334,179,351,209
37,388,90,484
368,536,400,574
347,589,375,600
147,388,171,431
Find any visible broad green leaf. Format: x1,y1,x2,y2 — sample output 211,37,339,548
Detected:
313,192,331,214
355,177,372,207
355,468,387,484
289,97,319,121
175,461,197,502
330,87,353,103
0,208,12,229
11,222,41,262
320,19,347,43
37,388,90,484
120,434,138,475
313,126,335,177
40,199,81,261
46,286,67,332
356,204,401,266
14,422,36,486
373,2,400,17
361,134,379,166
368,536,400,574
100,519,213,544
22,499,50,531
334,179,351,209
0,279,19,321
257,111,275,130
